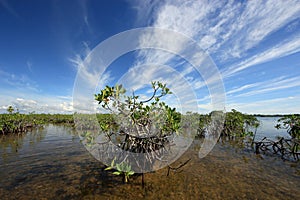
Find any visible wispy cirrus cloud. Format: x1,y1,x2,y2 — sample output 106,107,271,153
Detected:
131,0,163,26
226,76,287,96
226,96,300,114
217,0,300,59
78,0,94,36
131,0,300,83
0,69,39,92
225,75,300,114
135,0,300,59
223,35,300,78
69,40,115,113
69,41,112,89
234,76,300,98
26,60,33,72
0,0,20,18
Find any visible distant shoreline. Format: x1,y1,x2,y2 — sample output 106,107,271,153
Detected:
252,114,300,117
0,113,299,117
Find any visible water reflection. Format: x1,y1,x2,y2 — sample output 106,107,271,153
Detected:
0,124,299,199
0,125,77,163
0,127,45,163
255,117,290,140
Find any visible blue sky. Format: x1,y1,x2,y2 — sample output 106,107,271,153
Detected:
0,0,300,114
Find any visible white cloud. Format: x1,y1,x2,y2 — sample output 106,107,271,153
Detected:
0,69,39,92
26,60,33,72
0,94,74,114
200,35,217,50
70,41,113,95
223,36,300,78
227,96,300,114
226,76,287,96
60,101,73,112
235,76,300,97
133,0,300,64
78,0,94,35
70,41,118,114
0,81,98,113
239,1,300,51
130,0,162,26
227,83,261,95
57,95,72,100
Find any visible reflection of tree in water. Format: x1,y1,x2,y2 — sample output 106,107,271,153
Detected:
0,127,46,162
28,127,46,147
0,134,24,162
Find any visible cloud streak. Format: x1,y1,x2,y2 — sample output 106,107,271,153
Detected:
234,76,300,98
0,0,20,18
0,70,39,92
223,35,300,78
227,96,300,114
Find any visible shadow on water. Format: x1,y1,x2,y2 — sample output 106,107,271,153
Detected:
0,124,299,199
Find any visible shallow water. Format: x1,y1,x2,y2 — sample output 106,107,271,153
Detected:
0,124,299,199
255,117,290,140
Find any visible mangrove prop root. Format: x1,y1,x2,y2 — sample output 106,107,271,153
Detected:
254,137,300,161
93,131,177,171
167,158,191,176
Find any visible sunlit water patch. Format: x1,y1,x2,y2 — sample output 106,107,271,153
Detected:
254,117,291,141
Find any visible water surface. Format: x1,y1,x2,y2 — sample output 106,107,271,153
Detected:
255,117,290,140
0,124,299,199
